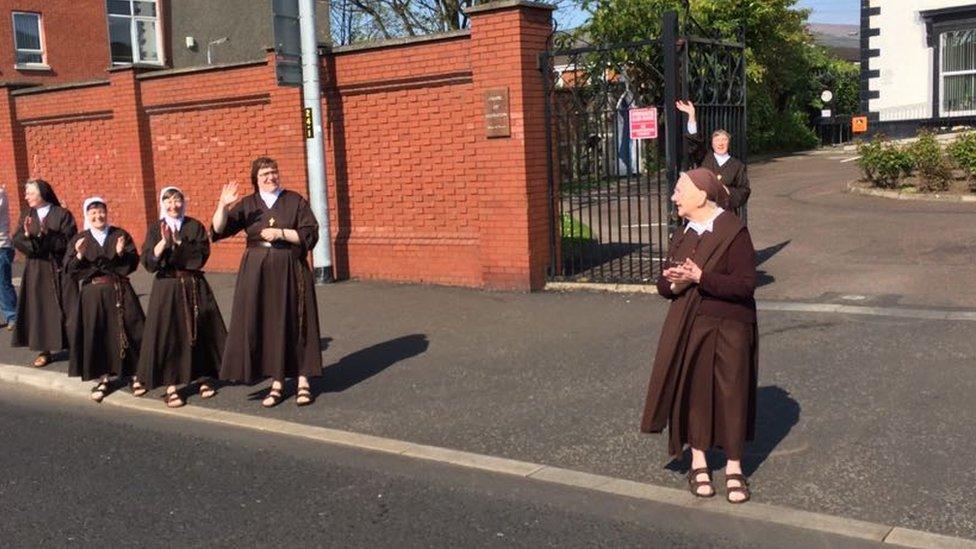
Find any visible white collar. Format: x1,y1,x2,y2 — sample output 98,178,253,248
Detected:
259,187,283,209
36,204,52,220
163,216,183,232
714,152,731,166
684,207,724,236
90,226,111,247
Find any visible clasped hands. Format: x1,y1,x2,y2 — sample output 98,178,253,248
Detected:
663,258,703,286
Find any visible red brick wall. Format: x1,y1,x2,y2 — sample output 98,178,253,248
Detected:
0,0,111,85
323,35,482,287
0,1,554,290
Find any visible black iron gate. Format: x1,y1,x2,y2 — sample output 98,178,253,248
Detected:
541,11,747,284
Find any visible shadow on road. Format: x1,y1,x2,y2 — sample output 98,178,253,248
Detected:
313,334,430,395
756,240,790,266
664,385,800,477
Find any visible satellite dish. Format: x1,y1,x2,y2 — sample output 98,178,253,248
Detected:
821,90,834,103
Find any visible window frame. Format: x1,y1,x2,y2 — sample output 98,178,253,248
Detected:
106,0,164,66
11,11,47,69
940,29,976,116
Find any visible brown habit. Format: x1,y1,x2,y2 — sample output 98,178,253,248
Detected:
686,132,750,211
212,190,322,383
11,205,78,351
64,227,145,381
136,217,227,389
640,211,758,459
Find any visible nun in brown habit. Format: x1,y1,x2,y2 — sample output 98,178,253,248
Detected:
64,197,145,403
640,168,758,504
211,156,322,408
676,100,750,213
134,186,227,408
11,179,78,367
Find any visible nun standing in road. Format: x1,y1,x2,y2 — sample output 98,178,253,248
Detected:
64,197,145,403
135,186,227,408
11,180,77,368
640,168,758,504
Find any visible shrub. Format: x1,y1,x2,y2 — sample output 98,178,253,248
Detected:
909,130,952,192
948,131,976,190
856,134,913,188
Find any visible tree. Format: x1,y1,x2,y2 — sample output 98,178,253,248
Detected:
573,0,847,152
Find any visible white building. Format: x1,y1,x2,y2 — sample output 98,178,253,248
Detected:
863,0,976,135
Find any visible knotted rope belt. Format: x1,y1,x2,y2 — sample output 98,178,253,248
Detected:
88,274,131,359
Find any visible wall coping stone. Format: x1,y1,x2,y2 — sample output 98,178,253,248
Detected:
10,79,110,96
465,0,556,15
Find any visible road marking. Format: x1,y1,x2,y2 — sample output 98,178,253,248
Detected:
1,363,973,546
840,156,861,163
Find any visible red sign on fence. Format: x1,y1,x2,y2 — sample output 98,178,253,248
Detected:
629,107,658,140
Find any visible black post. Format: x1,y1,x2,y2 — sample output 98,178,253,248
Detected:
662,10,680,236
540,51,557,279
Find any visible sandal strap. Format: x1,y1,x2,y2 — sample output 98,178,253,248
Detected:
726,473,749,485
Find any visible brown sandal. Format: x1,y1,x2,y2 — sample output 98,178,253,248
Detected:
296,387,313,407
262,388,283,408
198,384,217,399
131,380,148,397
90,381,109,403
725,473,751,504
687,467,715,498
32,352,51,368
164,389,185,408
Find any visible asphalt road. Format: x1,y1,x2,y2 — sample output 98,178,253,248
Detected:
0,385,883,549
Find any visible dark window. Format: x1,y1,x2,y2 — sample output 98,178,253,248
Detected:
12,12,44,65
106,0,160,64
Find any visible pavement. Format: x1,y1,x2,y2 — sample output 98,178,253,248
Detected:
1,150,975,546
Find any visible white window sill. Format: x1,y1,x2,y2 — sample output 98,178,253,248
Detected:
14,63,51,71
111,61,165,67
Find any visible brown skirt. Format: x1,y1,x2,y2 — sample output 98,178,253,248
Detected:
675,314,755,460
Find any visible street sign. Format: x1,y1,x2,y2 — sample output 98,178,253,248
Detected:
821,109,832,118
273,0,302,87
629,107,658,140
852,116,868,133
303,107,314,138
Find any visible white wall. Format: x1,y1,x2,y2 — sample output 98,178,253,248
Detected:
869,0,976,121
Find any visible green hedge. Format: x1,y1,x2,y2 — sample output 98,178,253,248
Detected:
856,134,913,189
857,130,967,192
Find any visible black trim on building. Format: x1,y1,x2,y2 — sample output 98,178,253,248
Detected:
858,1,880,118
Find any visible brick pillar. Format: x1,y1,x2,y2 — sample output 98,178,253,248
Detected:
0,86,28,222
107,67,156,240
468,0,554,291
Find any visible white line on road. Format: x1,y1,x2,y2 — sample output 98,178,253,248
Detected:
840,156,861,163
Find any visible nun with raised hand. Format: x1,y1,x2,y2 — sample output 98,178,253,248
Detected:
64,197,145,403
211,156,322,408
676,100,750,213
135,186,227,408
11,179,78,368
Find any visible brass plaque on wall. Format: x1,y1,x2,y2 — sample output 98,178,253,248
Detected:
484,88,511,138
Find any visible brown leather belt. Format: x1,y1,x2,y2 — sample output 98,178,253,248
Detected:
88,275,128,285
247,240,294,249
157,269,203,279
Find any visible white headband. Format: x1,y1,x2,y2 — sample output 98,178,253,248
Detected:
82,196,108,231
158,186,186,221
